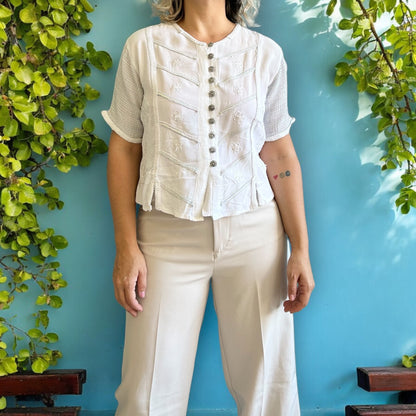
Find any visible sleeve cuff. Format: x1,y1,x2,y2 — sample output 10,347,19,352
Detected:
101,110,143,144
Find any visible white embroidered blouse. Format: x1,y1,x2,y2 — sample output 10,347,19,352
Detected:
102,22,295,221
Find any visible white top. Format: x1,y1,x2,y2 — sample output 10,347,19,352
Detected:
102,22,295,221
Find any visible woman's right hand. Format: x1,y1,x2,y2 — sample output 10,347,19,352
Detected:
112,246,147,317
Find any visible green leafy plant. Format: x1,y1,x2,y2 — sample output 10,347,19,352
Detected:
327,0,416,213
402,353,416,368
0,0,111,409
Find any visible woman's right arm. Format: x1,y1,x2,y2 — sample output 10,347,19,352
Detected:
107,131,147,317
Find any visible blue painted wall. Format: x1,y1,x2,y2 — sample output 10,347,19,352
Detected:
32,0,416,414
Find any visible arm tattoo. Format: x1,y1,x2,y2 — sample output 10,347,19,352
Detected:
273,170,291,180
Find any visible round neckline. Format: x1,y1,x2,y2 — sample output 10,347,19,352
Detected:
172,22,240,46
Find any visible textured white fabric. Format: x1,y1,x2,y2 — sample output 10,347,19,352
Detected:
102,23,295,221
115,201,300,416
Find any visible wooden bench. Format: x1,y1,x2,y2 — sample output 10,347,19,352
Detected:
0,370,86,415
346,367,416,416
0,408,80,415
346,404,416,415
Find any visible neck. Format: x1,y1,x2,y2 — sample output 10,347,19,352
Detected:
178,0,235,43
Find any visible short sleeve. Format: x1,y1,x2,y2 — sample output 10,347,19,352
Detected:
102,42,144,143
263,50,295,141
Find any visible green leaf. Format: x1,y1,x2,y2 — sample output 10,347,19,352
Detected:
0,396,6,411
49,296,62,308
326,0,337,15
1,357,17,374
39,16,54,26
51,9,68,25
339,19,353,30
4,200,23,217
90,51,113,71
0,143,9,156
401,201,410,214
49,70,67,88
27,328,43,338
80,0,94,12
18,349,30,359
0,5,13,19
36,295,47,305
378,117,392,132
4,119,19,137
84,83,100,100
14,111,31,125
1,358,17,375
32,357,49,374
40,241,58,257
33,79,51,97
12,99,38,113
37,310,50,328
92,138,108,154
51,234,67,249
46,25,66,39
82,118,95,133
19,3,38,23
40,133,55,148
49,0,65,10
40,31,58,50
16,144,31,160
46,333,59,343
17,232,31,246
17,211,37,228
0,291,10,303
34,118,52,135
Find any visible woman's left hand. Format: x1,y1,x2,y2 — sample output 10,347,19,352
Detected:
283,250,315,313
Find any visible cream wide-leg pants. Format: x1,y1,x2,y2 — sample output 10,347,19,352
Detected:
115,200,300,416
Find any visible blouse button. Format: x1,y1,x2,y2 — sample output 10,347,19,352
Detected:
210,160,217,167
209,147,216,153
208,42,214,47
208,104,215,111
209,132,215,139
208,118,215,124
209,90,216,97
208,77,215,84
208,66,215,72
208,53,214,59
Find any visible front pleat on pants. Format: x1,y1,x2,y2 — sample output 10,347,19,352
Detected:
114,201,300,416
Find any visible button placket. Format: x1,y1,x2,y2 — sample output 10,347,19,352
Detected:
207,42,217,168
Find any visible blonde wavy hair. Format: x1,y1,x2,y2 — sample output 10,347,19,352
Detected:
150,0,260,27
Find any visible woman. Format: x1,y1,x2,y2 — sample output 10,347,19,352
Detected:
103,0,314,415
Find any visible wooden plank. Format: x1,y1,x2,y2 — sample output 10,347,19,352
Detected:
346,404,416,415
0,370,86,396
0,407,80,415
357,367,416,392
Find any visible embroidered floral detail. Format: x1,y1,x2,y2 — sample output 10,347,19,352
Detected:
233,85,243,96
171,80,183,93
171,56,183,69
173,142,183,153
231,142,241,153
172,110,183,123
232,110,244,126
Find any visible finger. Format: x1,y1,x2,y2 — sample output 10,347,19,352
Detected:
287,273,298,302
283,286,312,313
115,283,139,317
137,267,147,299
124,286,142,316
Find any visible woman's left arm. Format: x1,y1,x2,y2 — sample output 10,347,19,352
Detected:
259,134,315,313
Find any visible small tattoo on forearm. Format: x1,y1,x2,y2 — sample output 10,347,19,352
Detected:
273,170,291,180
